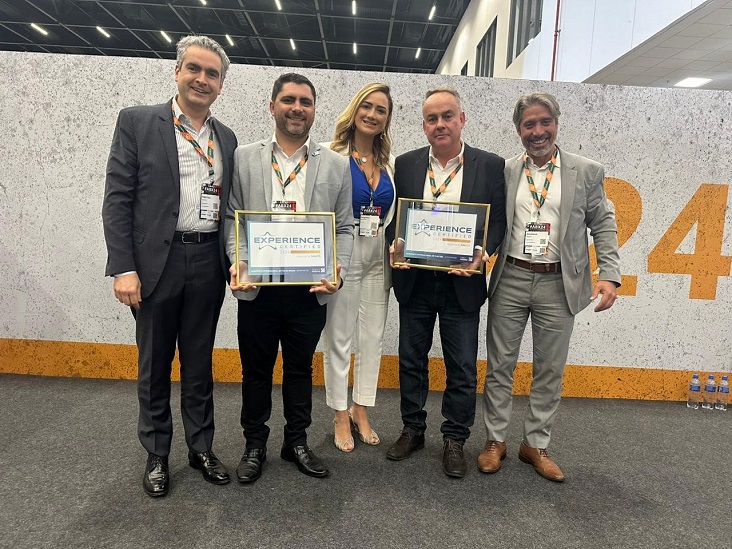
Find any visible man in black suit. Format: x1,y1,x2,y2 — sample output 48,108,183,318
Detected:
385,87,506,478
103,35,237,497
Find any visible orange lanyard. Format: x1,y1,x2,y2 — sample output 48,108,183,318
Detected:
523,147,558,215
428,157,463,199
171,106,214,178
271,150,308,195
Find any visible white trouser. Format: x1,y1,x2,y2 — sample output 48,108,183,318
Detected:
323,231,389,410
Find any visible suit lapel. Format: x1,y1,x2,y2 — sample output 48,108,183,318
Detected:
505,155,523,243
413,148,429,199
259,141,273,208
558,150,576,247
304,141,321,211
460,144,477,202
158,102,179,191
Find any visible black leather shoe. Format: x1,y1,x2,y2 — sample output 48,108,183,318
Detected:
188,451,230,485
236,448,266,484
386,428,425,461
143,454,169,497
442,439,466,478
280,444,329,478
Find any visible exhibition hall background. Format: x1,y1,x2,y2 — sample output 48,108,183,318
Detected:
1,50,730,400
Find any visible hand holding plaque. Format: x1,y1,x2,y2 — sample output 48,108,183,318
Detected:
392,198,491,274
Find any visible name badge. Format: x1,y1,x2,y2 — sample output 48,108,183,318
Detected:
359,205,382,237
200,183,221,221
272,200,297,212
523,222,550,256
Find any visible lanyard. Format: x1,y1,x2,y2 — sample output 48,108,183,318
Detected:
271,150,308,196
352,147,376,189
171,105,214,179
428,156,463,200
523,147,558,216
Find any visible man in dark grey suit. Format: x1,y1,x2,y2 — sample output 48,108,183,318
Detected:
478,93,620,482
225,73,353,482
103,36,237,497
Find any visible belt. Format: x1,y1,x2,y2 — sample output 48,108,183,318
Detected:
173,231,219,244
506,256,561,273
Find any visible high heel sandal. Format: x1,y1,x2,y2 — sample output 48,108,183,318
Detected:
348,407,380,446
333,418,354,453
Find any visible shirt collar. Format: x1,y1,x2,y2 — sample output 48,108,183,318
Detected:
428,140,465,169
172,95,212,129
271,133,311,159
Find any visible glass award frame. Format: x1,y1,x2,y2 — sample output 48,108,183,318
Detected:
392,198,491,274
234,210,337,286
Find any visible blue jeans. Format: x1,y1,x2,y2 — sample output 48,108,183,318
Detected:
397,271,480,443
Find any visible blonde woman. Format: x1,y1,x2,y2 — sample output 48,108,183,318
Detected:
323,83,396,452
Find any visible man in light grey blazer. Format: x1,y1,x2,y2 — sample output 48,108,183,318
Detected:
225,73,353,483
478,93,620,482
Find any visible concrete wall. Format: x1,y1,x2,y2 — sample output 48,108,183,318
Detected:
2,51,731,398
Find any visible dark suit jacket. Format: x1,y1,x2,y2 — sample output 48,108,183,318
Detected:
103,100,237,298
386,144,506,313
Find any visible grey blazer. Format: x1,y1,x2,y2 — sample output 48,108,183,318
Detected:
225,138,354,305
489,149,620,315
103,100,237,298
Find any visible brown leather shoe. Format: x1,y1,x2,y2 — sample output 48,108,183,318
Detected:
477,440,507,473
518,442,565,482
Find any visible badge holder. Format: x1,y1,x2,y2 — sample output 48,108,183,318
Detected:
392,198,491,274
233,210,337,286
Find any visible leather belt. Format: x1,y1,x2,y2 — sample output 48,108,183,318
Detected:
506,256,561,273
173,231,219,244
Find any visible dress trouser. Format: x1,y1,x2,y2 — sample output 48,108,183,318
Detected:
237,286,327,449
398,270,480,443
483,262,575,448
135,238,225,457
322,232,389,410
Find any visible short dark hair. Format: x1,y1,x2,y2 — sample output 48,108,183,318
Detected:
271,73,317,103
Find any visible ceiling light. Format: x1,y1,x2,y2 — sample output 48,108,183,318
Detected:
415,47,421,59
290,38,296,50
96,26,110,38
199,0,207,4
226,34,234,47
275,0,282,10
674,77,711,88
353,42,357,54
352,1,357,15
428,6,436,20
160,31,172,44
30,23,48,36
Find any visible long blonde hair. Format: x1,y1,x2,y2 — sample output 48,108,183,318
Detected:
331,83,393,171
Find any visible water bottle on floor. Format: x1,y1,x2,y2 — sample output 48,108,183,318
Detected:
687,373,701,409
715,375,729,411
702,375,716,410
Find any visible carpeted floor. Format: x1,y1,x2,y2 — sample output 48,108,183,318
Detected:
1,374,728,549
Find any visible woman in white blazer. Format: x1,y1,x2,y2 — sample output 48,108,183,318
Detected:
322,83,396,452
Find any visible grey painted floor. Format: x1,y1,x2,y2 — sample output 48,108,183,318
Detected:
1,374,729,549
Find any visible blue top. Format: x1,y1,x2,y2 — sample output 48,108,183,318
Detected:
350,156,394,219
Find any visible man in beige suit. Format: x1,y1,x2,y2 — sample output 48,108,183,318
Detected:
479,93,620,482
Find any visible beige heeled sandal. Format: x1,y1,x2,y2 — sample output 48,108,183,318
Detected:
348,407,380,445
333,418,354,452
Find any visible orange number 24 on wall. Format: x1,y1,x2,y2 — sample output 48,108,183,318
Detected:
591,180,731,300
